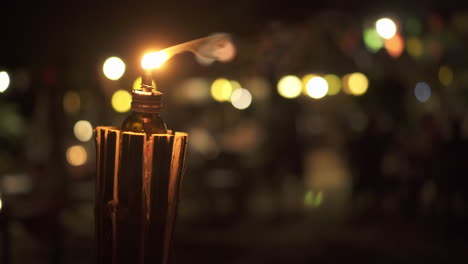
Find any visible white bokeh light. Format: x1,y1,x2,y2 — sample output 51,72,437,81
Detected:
305,77,328,99
103,57,126,80
231,88,252,110
0,71,10,93
376,18,397,39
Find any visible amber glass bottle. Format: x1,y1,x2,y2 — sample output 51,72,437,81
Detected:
121,83,167,134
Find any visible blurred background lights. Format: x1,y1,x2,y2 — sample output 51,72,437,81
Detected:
73,120,93,142
439,65,453,86
305,76,328,99
211,78,233,102
63,91,81,114
111,89,132,112
230,80,242,91
301,74,317,92
384,33,405,58
348,72,369,96
230,88,252,110
133,76,156,91
406,37,424,58
277,75,302,98
363,28,384,53
324,74,341,95
66,145,87,166
376,18,397,39
0,71,10,93
414,82,431,102
103,56,126,80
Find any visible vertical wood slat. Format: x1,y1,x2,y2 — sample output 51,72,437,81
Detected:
164,132,188,264
116,132,144,264
95,127,120,264
144,135,174,264
95,127,188,264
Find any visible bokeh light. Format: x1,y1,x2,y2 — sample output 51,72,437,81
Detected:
111,90,132,113
414,82,431,102
141,51,169,70
363,28,384,53
230,88,252,110
439,65,453,87
132,77,156,91
103,57,126,80
66,145,87,166
305,76,328,99
301,74,317,93
384,33,405,58
0,71,10,93
211,78,233,102
376,18,397,39
406,37,424,58
73,120,93,142
405,16,423,36
230,80,242,91
63,91,80,114
324,74,341,95
348,72,369,96
277,75,302,99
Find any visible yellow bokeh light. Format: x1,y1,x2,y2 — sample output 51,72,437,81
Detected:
211,78,233,102
0,71,10,93
406,37,423,58
132,77,157,91
141,51,169,70
439,65,453,87
63,91,80,114
301,74,317,92
111,90,132,113
230,88,252,110
324,74,341,95
348,72,369,96
305,76,328,99
66,145,87,166
376,18,397,39
0,197,2,211
342,74,351,94
277,75,302,99
73,120,93,142
230,80,242,91
103,57,126,80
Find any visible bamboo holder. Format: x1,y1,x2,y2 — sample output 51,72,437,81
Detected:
95,126,188,264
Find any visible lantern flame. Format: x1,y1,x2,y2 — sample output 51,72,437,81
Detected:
141,33,236,70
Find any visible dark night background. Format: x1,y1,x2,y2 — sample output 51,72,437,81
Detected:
1,1,468,263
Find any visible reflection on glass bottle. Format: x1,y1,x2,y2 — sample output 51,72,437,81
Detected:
121,82,167,134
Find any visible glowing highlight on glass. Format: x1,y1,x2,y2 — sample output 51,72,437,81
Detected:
324,74,341,95
141,51,169,70
111,90,132,113
277,75,302,99
348,73,369,96
414,82,431,102
73,120,93,142
306,76,328,99
230,88,252,110
211,78,233,102
376,18,397,39
103,57,126,80
0,71,10,93
66,145,87,166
